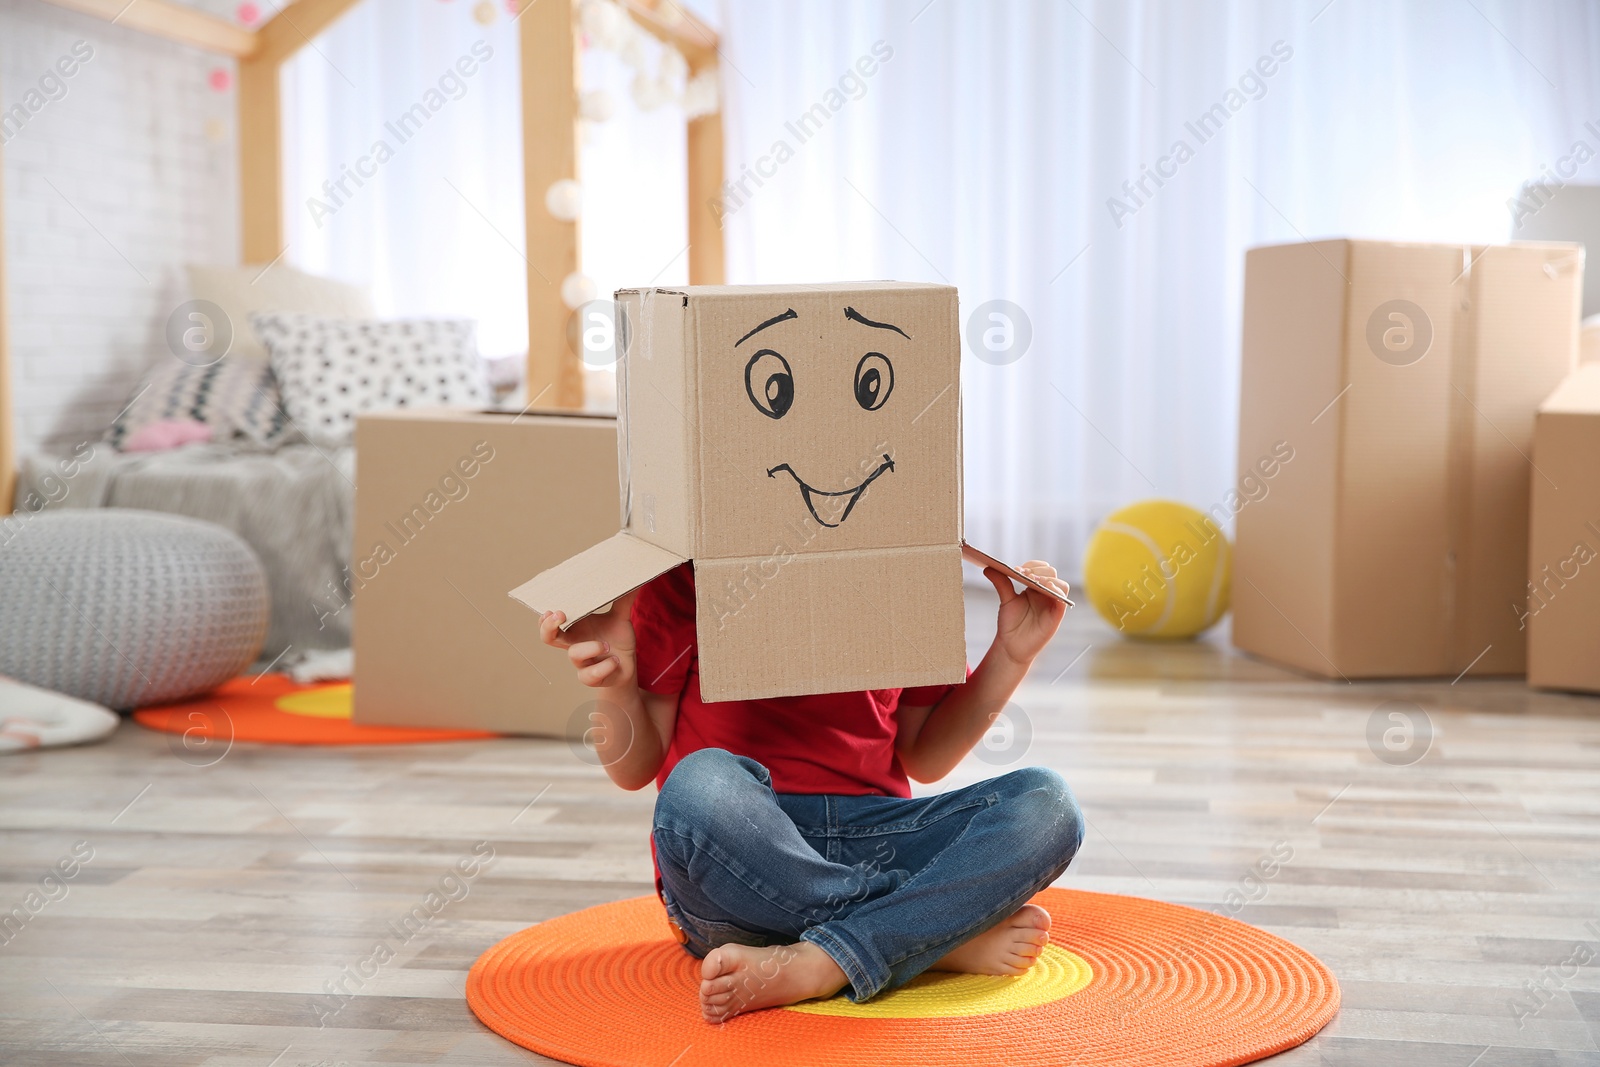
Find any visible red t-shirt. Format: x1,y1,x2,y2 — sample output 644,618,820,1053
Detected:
632,563,961,798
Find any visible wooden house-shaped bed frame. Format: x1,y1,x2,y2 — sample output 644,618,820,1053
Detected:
0,0,726,511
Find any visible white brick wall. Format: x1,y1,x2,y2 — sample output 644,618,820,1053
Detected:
1,0,238,457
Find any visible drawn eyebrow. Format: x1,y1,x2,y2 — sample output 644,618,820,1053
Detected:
735,308,799,347
843,306,909,339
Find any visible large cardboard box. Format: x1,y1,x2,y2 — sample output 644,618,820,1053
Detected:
511,283,1066,702
352,409,618,736
1233,240,1582,679
1527,363,1600,693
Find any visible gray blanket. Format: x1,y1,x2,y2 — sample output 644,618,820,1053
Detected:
16,441,354,661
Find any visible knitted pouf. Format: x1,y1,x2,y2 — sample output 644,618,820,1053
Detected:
0,509,269,709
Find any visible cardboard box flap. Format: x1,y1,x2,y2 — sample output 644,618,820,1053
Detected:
1540,362,1600,414
961,542,1073,606
508,531,686,627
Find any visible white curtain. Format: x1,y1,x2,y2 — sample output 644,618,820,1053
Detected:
280,0,690,363
717,0,1600,576
281,2,530,359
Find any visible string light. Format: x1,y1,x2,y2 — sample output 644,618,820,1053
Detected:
574,0,719,118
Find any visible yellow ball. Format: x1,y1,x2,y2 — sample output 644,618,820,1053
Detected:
1082,499,1232,639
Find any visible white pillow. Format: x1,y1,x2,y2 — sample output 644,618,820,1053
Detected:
187,264,374,361
251,313,487,446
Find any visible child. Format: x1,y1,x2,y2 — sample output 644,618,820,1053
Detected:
539,559,1082,1023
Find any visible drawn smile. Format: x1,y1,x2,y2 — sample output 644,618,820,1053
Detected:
766,454,895,528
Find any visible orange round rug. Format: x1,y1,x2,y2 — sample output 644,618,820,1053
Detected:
134,674,497,746
466,888,1339,1067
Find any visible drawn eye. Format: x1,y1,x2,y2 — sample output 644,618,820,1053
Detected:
744,349,794,419
854,353,893,411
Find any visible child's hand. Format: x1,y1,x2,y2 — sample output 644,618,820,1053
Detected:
984,561,1070,669
539,590,639,689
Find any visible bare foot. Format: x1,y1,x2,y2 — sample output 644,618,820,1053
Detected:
699,940,848,1023
932,904,1052,976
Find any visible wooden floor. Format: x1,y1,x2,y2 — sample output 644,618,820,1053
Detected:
3,594,1600,1066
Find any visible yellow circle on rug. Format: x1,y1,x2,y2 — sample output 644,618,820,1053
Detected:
276,683,352,719
787,943,1091,1018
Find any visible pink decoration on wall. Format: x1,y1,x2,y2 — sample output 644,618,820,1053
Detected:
236,2,260,24
208,68,232,92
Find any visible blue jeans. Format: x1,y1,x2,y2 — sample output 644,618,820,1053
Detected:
652,747,1085,1002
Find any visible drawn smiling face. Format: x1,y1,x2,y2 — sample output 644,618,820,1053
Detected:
738,307,906,528
692,286,961,560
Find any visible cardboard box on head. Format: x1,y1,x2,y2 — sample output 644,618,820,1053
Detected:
509,282,1069,702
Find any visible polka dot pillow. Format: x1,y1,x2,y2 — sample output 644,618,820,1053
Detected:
250,313,488,446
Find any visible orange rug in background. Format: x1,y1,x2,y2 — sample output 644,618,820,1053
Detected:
134,674,497,745
467,888,1339,1067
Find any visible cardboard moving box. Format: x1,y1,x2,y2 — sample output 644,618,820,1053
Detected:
1527,363,1600,693
1233,239,1582,679
353,409,618,737
510,283,1067,702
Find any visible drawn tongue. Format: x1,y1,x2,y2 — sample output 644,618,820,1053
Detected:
805,485,854,525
